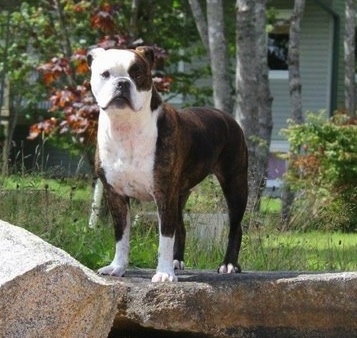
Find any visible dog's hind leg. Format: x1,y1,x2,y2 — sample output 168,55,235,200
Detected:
215,152,248,273
173,191,191,270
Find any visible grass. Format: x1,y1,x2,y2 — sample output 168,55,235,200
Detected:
241,230,357,272
0,174,356,273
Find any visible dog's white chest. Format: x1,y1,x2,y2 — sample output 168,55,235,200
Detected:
98,109,158,201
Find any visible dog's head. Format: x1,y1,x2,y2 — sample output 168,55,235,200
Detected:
87,46,156,112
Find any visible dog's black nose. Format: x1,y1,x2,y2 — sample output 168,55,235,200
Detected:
117,79,130,91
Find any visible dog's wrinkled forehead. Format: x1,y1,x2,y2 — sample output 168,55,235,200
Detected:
89,49,144,75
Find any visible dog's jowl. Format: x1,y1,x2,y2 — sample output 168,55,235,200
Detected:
87,46,248,282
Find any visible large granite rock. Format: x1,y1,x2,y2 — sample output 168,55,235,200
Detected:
111,269,357,337
2,219,357,338
0,220,119,338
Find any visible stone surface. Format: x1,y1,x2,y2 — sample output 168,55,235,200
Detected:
2,219,357,338
111,269,357,338
0,220,120,338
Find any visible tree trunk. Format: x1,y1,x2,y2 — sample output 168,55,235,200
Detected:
281,0,305,224
188,0,209,51
236,0,259,146
344,0,356,117
236,0,272,210
288,0,305,125
207,0,234,114
189,0,234,114
129,0,140,39
54,0,75,86
256,0,274,205
1,11,11,176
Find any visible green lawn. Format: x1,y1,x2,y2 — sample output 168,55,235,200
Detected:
240,230,357,272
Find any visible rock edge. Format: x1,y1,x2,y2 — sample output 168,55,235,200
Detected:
0,220,120,338
110,269,357,338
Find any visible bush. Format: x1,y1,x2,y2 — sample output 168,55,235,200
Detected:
282,112,357,232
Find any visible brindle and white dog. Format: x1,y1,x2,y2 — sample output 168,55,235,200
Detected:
87,46,248,282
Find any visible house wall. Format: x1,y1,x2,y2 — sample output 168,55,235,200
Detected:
270,0,333,149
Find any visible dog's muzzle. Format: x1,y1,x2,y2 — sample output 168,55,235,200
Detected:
105,79,132,110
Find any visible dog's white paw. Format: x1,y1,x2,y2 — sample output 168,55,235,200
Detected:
218,263,241,274
98,264,126,277
151,271,178,282
173,260,185,270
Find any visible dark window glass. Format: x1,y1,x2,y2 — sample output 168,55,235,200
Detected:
268,33,289,70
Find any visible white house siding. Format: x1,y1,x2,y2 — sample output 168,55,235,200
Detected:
269,77,290,144
300,2,332,114
270,0,333,147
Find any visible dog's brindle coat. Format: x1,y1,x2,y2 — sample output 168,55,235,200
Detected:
87,46,248,282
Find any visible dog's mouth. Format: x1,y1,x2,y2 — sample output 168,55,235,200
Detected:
103,95,132,110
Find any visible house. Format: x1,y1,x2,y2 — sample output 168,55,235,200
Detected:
267,0,346,186
268,0,346,154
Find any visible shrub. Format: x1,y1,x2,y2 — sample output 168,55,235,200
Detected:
282,112,357,232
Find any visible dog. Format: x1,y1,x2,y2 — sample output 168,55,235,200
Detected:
87,46,248,282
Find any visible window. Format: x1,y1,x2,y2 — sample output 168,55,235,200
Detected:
268,12,290,71
268,33,289,70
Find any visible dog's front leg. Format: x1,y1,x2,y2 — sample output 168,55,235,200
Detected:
98,186,130,277
152,198,178,282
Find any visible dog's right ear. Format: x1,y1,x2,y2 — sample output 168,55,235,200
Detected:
87,47,105,68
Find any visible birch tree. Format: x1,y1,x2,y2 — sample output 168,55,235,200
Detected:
281,0,305,223
345,0,356,116
235,0,273,209
189,0,234,114
256,0,273,203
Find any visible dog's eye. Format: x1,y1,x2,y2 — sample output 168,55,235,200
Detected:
133,71,144,79
130,66,144,80
101,70,110,78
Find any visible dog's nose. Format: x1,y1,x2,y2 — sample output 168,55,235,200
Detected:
117,79,130,91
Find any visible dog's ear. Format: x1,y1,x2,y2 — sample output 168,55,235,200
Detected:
87,47,105,68
135,46,155,69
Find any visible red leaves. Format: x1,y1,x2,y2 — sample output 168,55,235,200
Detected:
38,48,90,84
291,154,320,178
49,88,76,111
71,48,89,74
90,3,116,33
153,76,173,93
37,57,71,85
96,35,130,49
31,2,171,148
28,118,58,140
29,82,99,145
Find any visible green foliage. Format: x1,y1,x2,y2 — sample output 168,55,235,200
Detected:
282,112,357,232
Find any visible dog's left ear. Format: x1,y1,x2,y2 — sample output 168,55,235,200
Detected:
87,47,105,68
135,46,155,69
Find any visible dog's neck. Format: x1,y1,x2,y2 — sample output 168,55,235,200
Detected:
150,85,162,111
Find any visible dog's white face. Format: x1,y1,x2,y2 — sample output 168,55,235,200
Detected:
88,48,153,112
